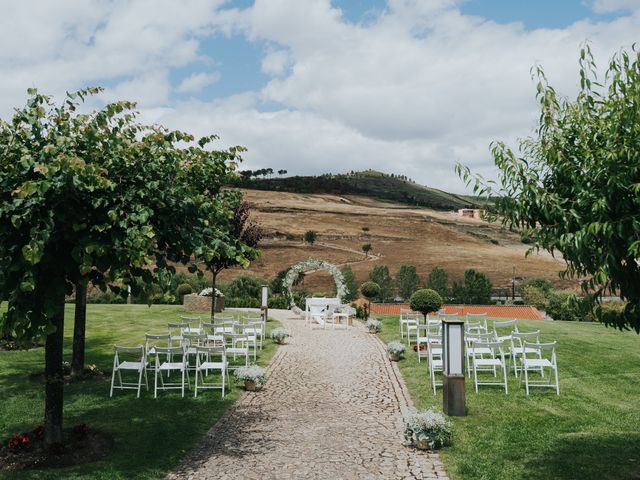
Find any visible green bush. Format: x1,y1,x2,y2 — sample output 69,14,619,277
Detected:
519,277,553,295
546,291,593,321
268,295,290,309
224,296,261,308
176,283,192,296
521,285,547,310
409,289,443,320
360,281,381,299
86,289,127,304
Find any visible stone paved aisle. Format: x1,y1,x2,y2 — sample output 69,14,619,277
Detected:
166,309,448,480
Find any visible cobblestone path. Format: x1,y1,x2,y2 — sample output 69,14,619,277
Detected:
167,310,447,480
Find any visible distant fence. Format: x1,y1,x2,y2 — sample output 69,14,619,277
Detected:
369,303,544,320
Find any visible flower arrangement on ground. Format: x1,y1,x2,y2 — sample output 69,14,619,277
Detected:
270,327,290,344
387,341,406,361
198,287,224,297
366,318,382,333
234,365,267,391
404,409,452,450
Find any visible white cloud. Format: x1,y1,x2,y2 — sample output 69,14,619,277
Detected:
590,0,640,13
176,72,221,93
1,0,639,193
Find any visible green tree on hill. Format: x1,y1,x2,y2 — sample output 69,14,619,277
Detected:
369,265,394,302
451,269,492,305
396,265,421,300
426,266,449,299
338,265,358,302
362,243,372,257
304,230,318,244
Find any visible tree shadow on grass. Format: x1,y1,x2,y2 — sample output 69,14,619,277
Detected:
525,432,640,480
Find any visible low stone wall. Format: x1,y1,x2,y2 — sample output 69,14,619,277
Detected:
183,294,225,312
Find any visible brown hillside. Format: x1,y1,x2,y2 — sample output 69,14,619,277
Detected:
215,189,574,294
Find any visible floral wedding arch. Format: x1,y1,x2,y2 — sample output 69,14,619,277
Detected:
283,258,347,308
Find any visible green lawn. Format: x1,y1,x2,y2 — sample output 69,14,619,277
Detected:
0,304,281,480
377,315,640,480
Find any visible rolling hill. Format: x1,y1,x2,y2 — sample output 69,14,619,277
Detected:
213,189,573,297
233,170,487,211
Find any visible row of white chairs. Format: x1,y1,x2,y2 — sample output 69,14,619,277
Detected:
110,314,266,399
415,317,559,396
109,343,230,398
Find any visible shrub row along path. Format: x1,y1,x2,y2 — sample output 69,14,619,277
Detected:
166,309,448,479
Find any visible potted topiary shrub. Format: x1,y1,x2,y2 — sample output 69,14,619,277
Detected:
360,281,381,319
366,318,382,334
387,341,406,361
270,327,290,345
409,288,444,324
234,365,267,391
404,409,452,450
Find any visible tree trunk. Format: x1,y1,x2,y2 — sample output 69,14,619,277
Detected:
71,282,87,376
44,293,65,445
210,271,218,322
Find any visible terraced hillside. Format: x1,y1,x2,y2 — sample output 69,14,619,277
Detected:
216,189,574,295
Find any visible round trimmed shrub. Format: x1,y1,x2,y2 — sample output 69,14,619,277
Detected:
360,281,380,299
410,289,443,321
176,283,193,297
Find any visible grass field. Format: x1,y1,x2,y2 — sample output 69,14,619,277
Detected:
377,315,640,480
0,304,281,480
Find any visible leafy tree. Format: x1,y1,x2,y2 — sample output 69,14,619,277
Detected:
362,243,372,257
334,265,358,302
451,269,493,305
203,199,262,320
409,289,443,323
362,226,370,232
0,88,239,444
277,169,288,176
396,265,421,300
304,230,318,245
457,46,640,331
426,266,449,299
360,281,380,319
369,265,394,302
222,275,268,299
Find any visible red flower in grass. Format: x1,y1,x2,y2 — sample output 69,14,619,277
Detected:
7,433,30,452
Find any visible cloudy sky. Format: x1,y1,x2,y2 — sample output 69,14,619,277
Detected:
1,0,639,192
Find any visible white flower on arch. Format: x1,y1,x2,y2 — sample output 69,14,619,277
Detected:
283,258,347,308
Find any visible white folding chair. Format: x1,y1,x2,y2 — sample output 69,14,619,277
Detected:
180,315,202,334
241,322,260,362
183,332,207,373
427,334,443,395
152,346,189,398
465,321,484,336
416,324,429,362
110,345,148,398
224,333,250,369
194,346,228,398
400,309,419,338
466,313,488,333
510,331,542,377
144,333,170,357
471,340,508,394
465,332,496,377
521,341,560,395
168,322,189,347
493,319,519,342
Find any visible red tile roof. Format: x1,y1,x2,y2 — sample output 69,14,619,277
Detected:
366,303,544,320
